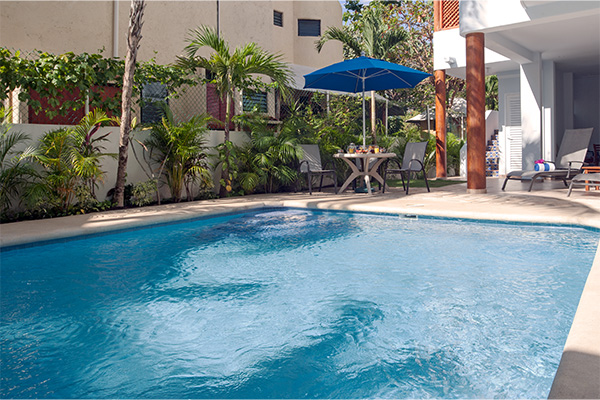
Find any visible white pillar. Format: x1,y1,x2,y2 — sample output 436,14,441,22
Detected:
541,60,555,161
563,72,574,130
112,0,119,58
520,52,542,168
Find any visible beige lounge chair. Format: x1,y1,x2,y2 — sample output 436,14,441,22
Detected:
567,173,600,196
502,128,594,192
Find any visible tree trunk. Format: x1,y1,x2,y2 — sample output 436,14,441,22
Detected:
219,90,232,198
370,90,377,144
114,0,145,207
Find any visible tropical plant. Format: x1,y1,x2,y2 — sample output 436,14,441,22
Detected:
145,110,213,202
485,75,499,111
0,49,196,122
27,110,116,212
72,110,116,196
0,48,124,120
178,25,292,196
316,4,407,144
237,114,304,193
129,179,156,207
213,140,240,194
301,93,362,153
115,0,146,208
0,107,37,216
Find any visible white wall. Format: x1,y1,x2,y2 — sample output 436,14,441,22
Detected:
433,28,509,76
497,71,520,128
573,73,600,150
459,0,531,35
485,110,499,144
11,124,251,202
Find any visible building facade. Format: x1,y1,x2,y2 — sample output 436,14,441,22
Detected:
433,0,599,190
1,0,344,124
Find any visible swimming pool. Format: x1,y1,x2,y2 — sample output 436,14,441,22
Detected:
1,208,598,398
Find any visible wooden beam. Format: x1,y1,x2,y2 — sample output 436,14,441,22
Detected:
465,32,486,193
434,0,441,32
435,69,447,178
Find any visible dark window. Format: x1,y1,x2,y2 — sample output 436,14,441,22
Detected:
298,19,320,36
274,10,283,27
141,82,168,124
243,91,268,113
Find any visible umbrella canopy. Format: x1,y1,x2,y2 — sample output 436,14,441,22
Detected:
304,56,431,93
303,56,431,146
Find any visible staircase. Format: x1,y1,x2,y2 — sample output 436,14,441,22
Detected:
486,130,500,177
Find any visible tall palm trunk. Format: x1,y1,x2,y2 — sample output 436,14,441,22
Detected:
370,90,377,144
114,0,145,207
219,90,232,197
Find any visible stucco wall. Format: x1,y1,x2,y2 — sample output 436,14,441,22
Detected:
0,0,342,67
0,1,114,55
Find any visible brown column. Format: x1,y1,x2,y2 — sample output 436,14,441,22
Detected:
433,0,441,32
435,69,447,178
465,32,486,193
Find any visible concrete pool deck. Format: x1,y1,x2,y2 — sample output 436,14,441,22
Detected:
1,177,599,398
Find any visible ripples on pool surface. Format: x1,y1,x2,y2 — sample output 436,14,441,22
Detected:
1,209,598,398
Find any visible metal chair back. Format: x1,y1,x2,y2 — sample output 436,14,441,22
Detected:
401,142,428,171
299,144,323,173
555,128,593,169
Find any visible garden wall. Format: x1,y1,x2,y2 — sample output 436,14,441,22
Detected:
11,124,251,202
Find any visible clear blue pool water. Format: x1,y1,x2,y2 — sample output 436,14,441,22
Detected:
1,209,598,399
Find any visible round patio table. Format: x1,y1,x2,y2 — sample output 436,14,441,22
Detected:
334,152,396,194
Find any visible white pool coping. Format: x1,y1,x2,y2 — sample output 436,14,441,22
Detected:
1,179,599,398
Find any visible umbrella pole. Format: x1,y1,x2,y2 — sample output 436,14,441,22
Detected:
362,78,366,148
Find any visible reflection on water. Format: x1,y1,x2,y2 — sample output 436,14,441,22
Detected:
0,209,597,398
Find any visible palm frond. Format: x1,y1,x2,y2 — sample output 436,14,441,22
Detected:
316,26,362,57
183,25,229,60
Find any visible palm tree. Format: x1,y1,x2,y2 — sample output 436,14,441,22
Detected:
316,5,407,144
179,25,292,196
114,0,146,208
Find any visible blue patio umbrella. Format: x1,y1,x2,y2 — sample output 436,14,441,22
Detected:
304,56,431,146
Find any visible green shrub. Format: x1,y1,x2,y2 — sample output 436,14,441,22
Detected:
129,179,156,207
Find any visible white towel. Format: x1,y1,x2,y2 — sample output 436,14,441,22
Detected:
534,162,555,171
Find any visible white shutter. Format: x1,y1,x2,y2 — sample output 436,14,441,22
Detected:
505,94,522,171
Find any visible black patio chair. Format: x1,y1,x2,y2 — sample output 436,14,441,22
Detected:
383,141,430,195
298,144,337,195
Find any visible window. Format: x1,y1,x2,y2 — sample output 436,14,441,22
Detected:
298,19,320,36
141,82,168,124
243,91,268,113
273,10,283,27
